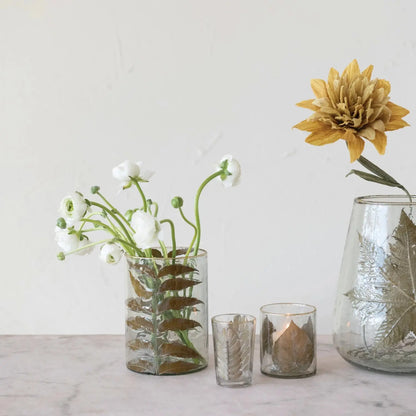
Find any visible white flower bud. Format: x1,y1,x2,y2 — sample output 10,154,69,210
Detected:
59,193,88,222
99,243,123,264
131,211,161,249
217,155,241,187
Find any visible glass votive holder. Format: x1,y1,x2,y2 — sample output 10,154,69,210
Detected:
260,303,316,378
211,314,256,387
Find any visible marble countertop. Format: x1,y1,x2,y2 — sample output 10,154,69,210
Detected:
1,335,415,416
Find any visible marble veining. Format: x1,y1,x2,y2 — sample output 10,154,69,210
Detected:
0,335,415,416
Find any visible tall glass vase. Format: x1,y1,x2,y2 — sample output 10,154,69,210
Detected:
334,195,416,373
125,249,208,375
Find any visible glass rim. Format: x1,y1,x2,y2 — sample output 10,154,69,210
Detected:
354,195,416,206
125,247,207,260
211,313,256,324
260,303,316,316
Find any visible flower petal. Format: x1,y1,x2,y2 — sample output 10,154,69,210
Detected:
361,64,374,80
385,118,410,131
372,130,387,154
344,130,364,162
305,128,342,146
310,79,327,99
293,120,326,132
371,119,386,132
358,126,376,141
327,67,339,85
376,79,391,95
387,101,410,118
296,99,319,110
342,59,360,80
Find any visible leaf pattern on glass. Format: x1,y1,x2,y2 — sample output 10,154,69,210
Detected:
127,359,154,374
159,342,203,359
158,264,197,278
272,320,314,373
126,256,205,375
126,297,152,314
167,248,189,258
158,297,202,312
347,209,416,347
159,318,201,332
126,316,153,331
159,278,201,292
261,316,274,356
129,272,152,299
215,315,254,382
127,339,152,351
158,361,202,375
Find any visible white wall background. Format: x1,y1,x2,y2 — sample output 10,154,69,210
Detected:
1,0,416,334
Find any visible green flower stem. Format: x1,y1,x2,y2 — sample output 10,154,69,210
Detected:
88,201,137,250
64,238,112,256
105,216,122,237
81,218,137,255
180,207,198,259
78,212,102,233
160,219,176,260
159,240,168,259
354,155,413,204
152,201,159,217
130,178,148,212
179,207,197,231
97,192,135,233
113,238,144,255
398,185,413,204
177,330,199,358
192,170,223,255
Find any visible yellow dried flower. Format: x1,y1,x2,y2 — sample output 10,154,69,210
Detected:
294,60,410,162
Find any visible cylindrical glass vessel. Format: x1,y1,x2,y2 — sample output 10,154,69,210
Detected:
125,249,208,375
334,195,416,373
260,303,316,378
212,314,256,387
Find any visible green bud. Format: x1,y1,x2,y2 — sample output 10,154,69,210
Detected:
56,217,67,229
147,199,153,206
91,186,100,194
57,252,65,261
171,196,184,209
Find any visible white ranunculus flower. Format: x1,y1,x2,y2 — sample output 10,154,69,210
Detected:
55,228,93,255
136,161,154,181
131,211,161,249
99,243,123,264
55,228,80,253
59,193,88,222
112,160,141,183
217,155,241,188
76,236,94,256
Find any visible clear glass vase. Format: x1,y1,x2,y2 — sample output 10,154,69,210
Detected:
334,195,416,373
125,249,208,375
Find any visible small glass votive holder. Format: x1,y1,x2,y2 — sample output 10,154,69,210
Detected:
211,314,256,387
260,303,316,378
